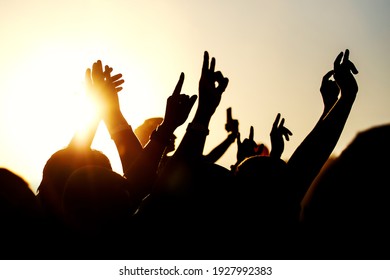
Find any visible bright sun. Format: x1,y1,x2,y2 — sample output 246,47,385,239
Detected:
1,42,163,193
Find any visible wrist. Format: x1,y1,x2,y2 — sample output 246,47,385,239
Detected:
150,125,175,145
109,123,132,139
192,110,212,127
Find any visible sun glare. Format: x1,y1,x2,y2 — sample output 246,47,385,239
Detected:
1,41,168,191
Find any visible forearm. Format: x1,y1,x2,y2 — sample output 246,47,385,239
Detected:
288,94,356,198
105,111,143,174
204,134,235,163
68,115,100,149
172,110,211,161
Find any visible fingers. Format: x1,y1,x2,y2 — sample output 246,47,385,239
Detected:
112,79,124,92
227,107,232,121
273,113,281,129
334,51,343,70
349,60,359,74
334,49,359,75
111,73,123,83
322,70,335,82
104,65,113,79
189,95,198,107
249,126,254,141
280,117,285,128
202,51,209,75
283,127,293,141
342,49,359,74
210,57,216,73
85,68,92,84
214,71,229,93
92,60,104,82
85,68,93,93
343,49,350,62
237,132,241,146
172,72,184,97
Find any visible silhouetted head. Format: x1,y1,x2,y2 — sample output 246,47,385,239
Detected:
37,146,112,220
0,168,42,257
0,168,41,224
235,155,287,181
233,155,296,225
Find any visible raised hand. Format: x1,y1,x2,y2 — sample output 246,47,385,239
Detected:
236,126,264,164
270,113,292,159
162,72,197,131
333,49,358,98
196,51,229,121
225,107,239,133
320,70,339,117
87,60,125,117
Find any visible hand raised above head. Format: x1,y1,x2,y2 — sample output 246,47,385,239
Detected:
86,60,125,117
333,49,358,98
197,51,229,118
270,113,292,159
236,126,261,163
163,72,197,130
225,107,239,135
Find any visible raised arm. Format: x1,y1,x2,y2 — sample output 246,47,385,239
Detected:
203,107,239,163
287,49,359,200
123,72,196,202
171,51,229,162
88,60,143,175
68,65,123,149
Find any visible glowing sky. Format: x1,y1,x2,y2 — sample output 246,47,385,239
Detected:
1,0,389,192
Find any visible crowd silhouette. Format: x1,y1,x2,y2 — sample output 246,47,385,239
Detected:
1,49,389,260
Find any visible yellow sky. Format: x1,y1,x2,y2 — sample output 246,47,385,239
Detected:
1,0,390,192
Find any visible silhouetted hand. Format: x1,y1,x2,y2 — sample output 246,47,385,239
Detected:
86,60,125,117
320,70,339,116
236,126,264,164
225,107,239,132
162,72,197,131
270,113,292,159
333,49,358,98
225,107,239,139
197,51,229,120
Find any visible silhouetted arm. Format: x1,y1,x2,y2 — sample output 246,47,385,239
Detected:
203,133,237,163
171,51,229,162
89,60,143,175
287,49,359,200
68,67,115,149
204,107,239,163
123,72,196,202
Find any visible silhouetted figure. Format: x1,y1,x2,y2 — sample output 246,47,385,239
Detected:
0,168,42,258
61,165,135,258
134,51,232,259
37,147,113,257
301,123,390,259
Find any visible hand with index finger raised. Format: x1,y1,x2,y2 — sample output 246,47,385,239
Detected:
163,72,197,131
